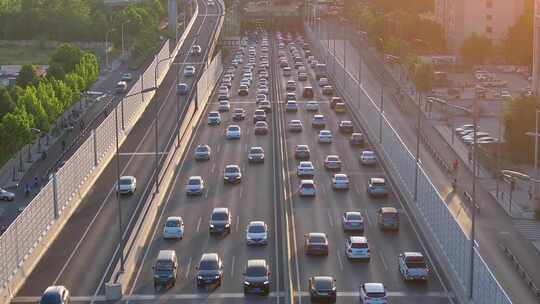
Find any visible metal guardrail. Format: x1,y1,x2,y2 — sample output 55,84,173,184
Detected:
305,23,512,304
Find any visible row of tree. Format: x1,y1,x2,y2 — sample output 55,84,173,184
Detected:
0,43,99,166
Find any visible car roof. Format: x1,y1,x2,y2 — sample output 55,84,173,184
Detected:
301,179,314,185
314,114,324,118
201,252,219,262
380,207,398,213
212,207,229,214
349,236,368,243
120,176,134,181
189,176,202,180
166,216,183,222
157,250,176,260
404,251,424,258
296,144,309,148
334,173,348,178
248,221,265,226
312,276,333,283
43,286,66,295
364,282,385,293
370,177,386,183
226,164,240,169
299,161,313,166
326,155,339,159
308,232,326,238
247,259,267,268
228,125,240,128
362,150,375,155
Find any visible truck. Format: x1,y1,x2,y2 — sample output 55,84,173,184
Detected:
314,63,327,80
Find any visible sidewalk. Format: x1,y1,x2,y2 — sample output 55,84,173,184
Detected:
0,57,129,230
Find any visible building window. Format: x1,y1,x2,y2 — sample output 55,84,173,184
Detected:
486,0,493,8
486,26,493,34
486,14,492,21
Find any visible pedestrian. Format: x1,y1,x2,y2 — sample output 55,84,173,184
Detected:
34,176,39,188
25,184,30,197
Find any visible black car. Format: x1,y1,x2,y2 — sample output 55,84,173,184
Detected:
196,253,224,288
243,259,270,295
309,276,336,302
39,286,70,304
209,207,232,234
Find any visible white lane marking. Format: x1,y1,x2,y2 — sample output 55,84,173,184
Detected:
244,143,248,152
230,255,236,278
327,212,334,227
211,163,216,174
204,188,209,199
378,251,388,271
239,185,244,198
364,209,372,227
217,145,221,153
117,152,168,156
294,291,452,297
337,252,344,270
196,217,202,233
235,215,240,232
185,257,193,279
355,183,362,195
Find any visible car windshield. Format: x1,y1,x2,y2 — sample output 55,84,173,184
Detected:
248,225,266,233
327,157,339,161
212,212,228,221
315,279,333,290
302,183,314,189
347,213,362,220
363,152,375,157
406,257,427,268
199,259,218,270
166,220,182,227
250,148,263,154
155,260,173,271
309,235,326,243
372,180,386,187
246,265,267,277
119,178,132,185
366,292,386,298
209,113,219,117
196,146,208,152
225,167,239,173
40,293,61,304
188,178,200,185
228,127,239,131
351,242,368,249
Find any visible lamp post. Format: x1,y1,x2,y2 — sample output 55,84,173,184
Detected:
105,29,116,71
525,110,540,210
30,128,42,153
121,21,130,59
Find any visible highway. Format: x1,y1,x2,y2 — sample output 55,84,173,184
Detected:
274,33,453,304
13,0,223,300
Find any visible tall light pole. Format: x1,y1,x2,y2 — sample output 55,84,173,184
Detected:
105,29,116,71
468,97,479,299
526,110,540,210
121,21,130,59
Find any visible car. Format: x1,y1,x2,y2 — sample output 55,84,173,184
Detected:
305,232,329,255
367,177,388,197
253,109,267,122
350,132,365,146
455,124,475,136
286,92,296,101
0,188,15,201
298,72,308,81
295,145,310,159
217,94,230,102
254,121,269,135
218,100,230,112
342,211,364,232
186,176,204,195
163,216,184,239
318,77,329,87
477,136,498,144
184,66,196,77
177,83,189,95
501,90,512,99
339,120,354,133
208,111,221,125
224,165,242,183
233,108,246,121
305,100,319,111
345,236,370,260
209,208,232,234
334,102,346,113
360,283,387,304
39,286,70,304
238,85,249,96
462,132,491,144
190,45,202,55
256,94,268,104
398,252,429,281
258,100,272,112
322,85,334,96
309,276,336,302
318,130,332,143
226,125,241,139
297,161,315,177
285,100,298,112
302,86,314,98
243,259,270,295
196,253,224,287
286,80,297,92
377,207,399,230
312,115,326,128
246,221,268,245
310,59,319,68
194,144,211,161
288,119,303,132
283,66,292,76
324,155,341,170
332,173,349,190
359,150,377,165
116,81,128,94
247,146,265,163
299,179,316,196
118,176,136,194
330,96,343,109
121,73,133,82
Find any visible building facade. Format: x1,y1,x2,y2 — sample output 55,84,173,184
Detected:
533,0,540,95
435,0,525,52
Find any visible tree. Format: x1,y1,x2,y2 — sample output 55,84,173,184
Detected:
411,61,434,94
20,86,49,131
504,96,537,162
502,0,533,66
460,33,492,67
0,87,16,119
74,52,99,90
0,108,34,156
16,64,40,88
49,43,83,74
47,63,66,80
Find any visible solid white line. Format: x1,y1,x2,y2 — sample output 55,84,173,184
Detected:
235,215,240,232
211,163,216,174
364,209,372,227
185,257,192,279
336,252,344,270
327,212,334,227
196,217,202,232
118,152,168,156
230,255,236,278
378,251,388,271
239,185,243,198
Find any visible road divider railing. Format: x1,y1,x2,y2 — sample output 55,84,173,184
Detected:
305,23,512,304
105,52,223,300
0,5,202,303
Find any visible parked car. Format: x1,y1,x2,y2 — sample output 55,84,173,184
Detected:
0,188,15,201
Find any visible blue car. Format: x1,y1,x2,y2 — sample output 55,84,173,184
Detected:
367,177,388,197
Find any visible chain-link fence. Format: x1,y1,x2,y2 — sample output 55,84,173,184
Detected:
305,23,512,304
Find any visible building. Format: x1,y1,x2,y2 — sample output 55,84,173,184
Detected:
435,0,525,52
533,0,540,95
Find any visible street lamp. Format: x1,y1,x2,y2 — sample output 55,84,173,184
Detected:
30,128,42,153
121,21,130,59
105,29,116,71
525,109,540,210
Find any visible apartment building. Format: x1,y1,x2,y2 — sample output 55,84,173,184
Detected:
435,0,525,52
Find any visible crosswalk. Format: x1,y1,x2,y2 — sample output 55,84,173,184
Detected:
512,219,540,242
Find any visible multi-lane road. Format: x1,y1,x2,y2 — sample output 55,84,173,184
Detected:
13,0,223,300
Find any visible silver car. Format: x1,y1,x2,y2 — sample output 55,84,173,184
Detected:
0,188,15,201
118,176,136,195
194,144,211,161
248,146,265,163
224,165,242,183
186,176,204,195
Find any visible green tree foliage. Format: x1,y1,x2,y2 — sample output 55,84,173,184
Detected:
460,33,492,67
411,61,434,94
49,43,83,74
19,86,49,132
502,0,533,66
504,96,537,162
74,53,100,90
0,87,16,119
0,109,33,158
16,64,40,88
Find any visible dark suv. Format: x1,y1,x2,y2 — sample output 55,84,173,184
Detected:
196,253,224,288
209,207,232,234
243,259,270,295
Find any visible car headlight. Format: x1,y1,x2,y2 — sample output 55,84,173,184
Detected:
225,223,230,228
244,281,250,286
197,275,203,280
210,224,215,228
214,275,221,279
263,281,269,285
154,274,160,279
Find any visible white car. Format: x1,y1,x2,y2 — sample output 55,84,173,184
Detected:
0,188,15,201
248,146,265,163
288,119,303,132
305,101,319,111
246,221,268,245
297,161,315,177
163,216,184,239
183,66,196,77
218,100,230,112
324,155,341,170
332,173,349,190
312,115,326,128
360,150,377,165
118,176,136,194
318,130,332,143
299,179,316,196
285,100,299,112
186,176,204,195
226,125,241,139
360,283,387,304
318,77,329,87
345,236,370,259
